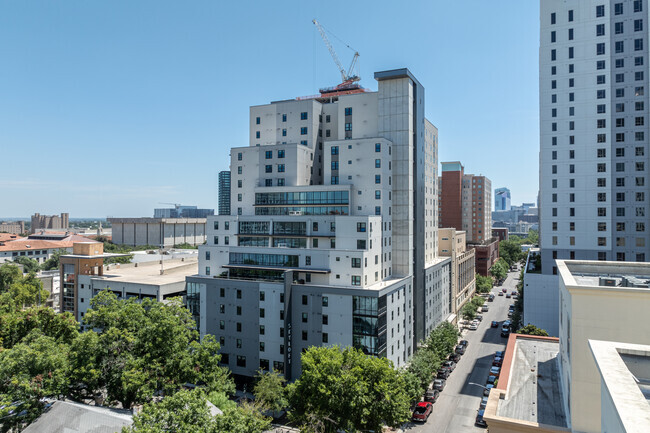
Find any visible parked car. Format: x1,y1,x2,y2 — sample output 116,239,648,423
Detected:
481,305,489,312
437,368,450,379
495,351,505,358
491,320,499,328
433,379,446,391
455,345,466,355
492,357,503,367
506,293,512,298
483,384,494,396
475,314,483,322
449,353,461,363
459,340,468,347
469,322,479,331
498,291,504,296
412,402,433,422
503,321,511,329
475,409,488,428
509,305,515,311
479,396,489,410
487,295,494,302
489,366,501,377
501,327,510,338
511,290,517,296
486,375,497,386
442,360,456,372
424,389,440,403
507,310,513,317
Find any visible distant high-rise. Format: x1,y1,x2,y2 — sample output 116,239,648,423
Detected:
494,187,511,211
539,0,650,272
438,162,492,243
31,213,69,231
153,205,214,219
218,171,231,215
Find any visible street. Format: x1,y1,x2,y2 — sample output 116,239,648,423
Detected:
403,268,520,433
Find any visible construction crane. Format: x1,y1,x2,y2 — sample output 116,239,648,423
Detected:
159,202,181,208
312,19,360,85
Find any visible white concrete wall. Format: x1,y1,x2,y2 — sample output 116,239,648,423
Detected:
523,272,560,337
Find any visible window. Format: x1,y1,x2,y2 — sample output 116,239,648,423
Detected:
597,43,605,55
598,193,606,202
331,176,339,185
636,39,644,51
568,9,573,21
597,89,606,99
568,47,574,59
220,288,225,297
598,148,607,158
551,30,557,42
617,118,625,127
301,112,308,120
616,148,625,157
551,12,556,24
635,19,644,31
345,107,352,115
616,133,625,142
596,23,605,36
357,240,366,249
597,104,606,114
598,178,607,187
331,146,339,155
351,258,361,268
236,355,246,367
305,256,311,265
351,275,361,286
637,162,645,171
375,143,381,152
617,162,625,172
357,222,366,232
375,190,381,200
597,4,605,16
616,73,625,83
617,178,626,187
636,57,644,66
375,159,381,168
617,103,625,113
637,101,645,111
616,59,625,68
638,222,646,232
637,147,645,156
236,322,242,332
322,296,328,307
282,128,287,137
256,131,260,139
617,192,626,202
635,0,643,12
219,319,225,330
597,75,606,84
598,207,607,216
375,206,381,215
300,127,308,135
375,175,381,184
615,3,623,15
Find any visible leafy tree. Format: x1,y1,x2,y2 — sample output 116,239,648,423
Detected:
287,346,410,433
475,273,493,294
12,256,41,274
471,296,485,309
407,347,440,390
499,239,523,267
0,272,50,310
41,249,68,271
67,331,104,401
517,324,549,336
461,302,476,321
489,258,508,281
213,403,271,433
0,306,78,350
525,229,539,245
83,291,233,408
0,263,22,291
399,369,424,405
425,322,458,360
253,369,286,416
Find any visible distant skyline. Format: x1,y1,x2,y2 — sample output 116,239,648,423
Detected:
0,1,540,217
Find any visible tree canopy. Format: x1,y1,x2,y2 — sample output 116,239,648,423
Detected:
517,324,549,336
489,258,509,281
475,273,493,294
287,346,411,433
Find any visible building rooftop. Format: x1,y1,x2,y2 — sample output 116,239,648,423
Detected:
557,260,650,291
23,400,132,433
0,233,94,252
484,334,568,431
589,340,650,433
97,258,198,286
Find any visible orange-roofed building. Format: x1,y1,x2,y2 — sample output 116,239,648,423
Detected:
0,231,95,265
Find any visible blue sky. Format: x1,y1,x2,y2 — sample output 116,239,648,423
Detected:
0,1,540,218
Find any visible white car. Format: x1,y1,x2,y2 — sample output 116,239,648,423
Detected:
469,322,479,330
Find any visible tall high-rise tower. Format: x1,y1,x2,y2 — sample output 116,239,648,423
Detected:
218,171,231,215
540,1,650,275
494,187,511,211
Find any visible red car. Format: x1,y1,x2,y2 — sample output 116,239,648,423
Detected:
412,402,433,422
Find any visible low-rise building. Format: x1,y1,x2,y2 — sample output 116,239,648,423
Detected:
0,231,93,264
0,221,25,234
492,227,508,242
108,217,207,247
438,228,475,318
468,238,499,277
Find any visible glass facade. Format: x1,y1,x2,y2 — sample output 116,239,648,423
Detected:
352,295,387,357
255,191,349,205
273,221,306,235
230,252,299,268
238,221,269,235
256,206,348,216
186,282,203,329
238,237,269,247
273,237,307,248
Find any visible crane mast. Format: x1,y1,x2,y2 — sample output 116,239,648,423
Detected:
312,19,360,84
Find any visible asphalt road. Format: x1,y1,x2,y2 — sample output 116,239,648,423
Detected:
402,268,520,433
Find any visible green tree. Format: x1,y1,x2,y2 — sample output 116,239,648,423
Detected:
475,273,493,294
41,249,68,271
253,369,286,416
287,346,410,433
0,272,50,310
12,256,41,274
425,322,459,360
517,324,549,336
0,263,22,291
407,347,440,390
399,369,424,405
525,229,539,245
0,306,78,350
461,302,477,321
213,403,271,433
499,239,523,267
489,259,508,281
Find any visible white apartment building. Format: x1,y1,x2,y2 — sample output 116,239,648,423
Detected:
187,69,452,379
540,0,650,274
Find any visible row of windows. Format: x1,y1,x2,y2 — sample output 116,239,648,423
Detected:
550,202,646,220
550,2,643,25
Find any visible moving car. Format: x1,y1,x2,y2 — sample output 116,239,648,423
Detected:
442,360,456,372
424,389,440,403
475,409,488,428
433,379,446,391
502,287,507,293
412,402,433,422
498,291,504,296
506,293,512,298
491,321,499,328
